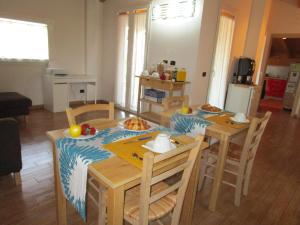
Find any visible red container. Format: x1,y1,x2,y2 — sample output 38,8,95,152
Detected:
265,78,287,98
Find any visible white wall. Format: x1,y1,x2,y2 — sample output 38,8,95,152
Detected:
86,0,104,100
146,0,221,105
0,61,47,105
0,0,100,105
147,0,204,72
192,0,221,104
147,0,204,101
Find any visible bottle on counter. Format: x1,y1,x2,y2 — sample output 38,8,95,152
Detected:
172,67,178,82
176,68,187,82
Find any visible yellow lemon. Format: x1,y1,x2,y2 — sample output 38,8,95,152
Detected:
69,125,82,138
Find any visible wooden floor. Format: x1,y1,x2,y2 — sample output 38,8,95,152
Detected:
0,108,299,225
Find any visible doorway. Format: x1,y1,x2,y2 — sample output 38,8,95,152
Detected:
207,12,235,109
259,35,300,113
115,9,147,112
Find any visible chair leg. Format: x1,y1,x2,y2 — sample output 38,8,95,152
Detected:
14,172,21,185
198,151,208,191
234,173,243,206
243,162,254,196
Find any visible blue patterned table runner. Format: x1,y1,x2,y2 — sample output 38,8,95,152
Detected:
55,126,179,220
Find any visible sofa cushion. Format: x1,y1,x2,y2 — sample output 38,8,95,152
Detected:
0,92,32,109
0,92,32,118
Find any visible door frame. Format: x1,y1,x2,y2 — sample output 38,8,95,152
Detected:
258,33,300,115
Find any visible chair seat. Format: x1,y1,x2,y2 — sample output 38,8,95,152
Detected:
124,182,176,223
209,143,242,161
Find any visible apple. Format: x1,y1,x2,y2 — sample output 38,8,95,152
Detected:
81,124,90,135
89,127,96,135
188,107,193,114
69,125,81,138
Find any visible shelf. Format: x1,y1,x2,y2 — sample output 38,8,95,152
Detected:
140,98,163,106
136,75,190,84
138,112,162,124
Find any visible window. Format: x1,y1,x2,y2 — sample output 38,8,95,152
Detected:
152,0,196,20
0,18,49,61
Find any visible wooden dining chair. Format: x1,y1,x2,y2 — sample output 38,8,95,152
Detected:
162,96,189,111
198,111,272,206
123,135,204,225
65,103,114,224
65,102,114,126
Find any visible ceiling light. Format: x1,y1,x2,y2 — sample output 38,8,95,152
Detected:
282,37,287,40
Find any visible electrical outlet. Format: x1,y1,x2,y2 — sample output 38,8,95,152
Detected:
80,89,85,93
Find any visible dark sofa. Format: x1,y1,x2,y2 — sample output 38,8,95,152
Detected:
0,118,22,184
0,92,32,119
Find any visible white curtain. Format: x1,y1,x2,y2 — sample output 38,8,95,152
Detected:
207,15,235,109
129,12,147,111
115,14,129,108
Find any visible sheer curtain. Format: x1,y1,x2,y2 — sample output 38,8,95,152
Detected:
207,14,235,109
129,12,147,111
115,14,129,108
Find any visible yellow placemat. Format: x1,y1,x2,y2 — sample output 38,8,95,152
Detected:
102,131,160,169
206,114,249,129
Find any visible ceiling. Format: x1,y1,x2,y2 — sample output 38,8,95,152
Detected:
270,38,300,58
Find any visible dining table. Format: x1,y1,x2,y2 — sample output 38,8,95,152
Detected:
47,119,209,225
160,105,250,211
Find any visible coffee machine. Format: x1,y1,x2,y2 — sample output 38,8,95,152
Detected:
233,58,255,84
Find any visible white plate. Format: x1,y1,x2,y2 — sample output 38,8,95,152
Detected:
63,129,99,139
230,117,250,124
142,140,176,153
118,119,157,132
198,108,222,114
176,109,198,116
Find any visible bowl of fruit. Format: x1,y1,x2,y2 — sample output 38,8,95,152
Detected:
63,123,98,139
177,106,197,116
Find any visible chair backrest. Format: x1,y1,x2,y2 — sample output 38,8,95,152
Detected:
240,111,272,164
66,102,114,126
138,135,204,225
163,96,189,110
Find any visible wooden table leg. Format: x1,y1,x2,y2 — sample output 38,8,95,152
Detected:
107,186,125,225
180,148,203,225
208,134,229,211
52,143,67,225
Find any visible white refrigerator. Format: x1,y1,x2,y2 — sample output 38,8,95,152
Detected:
225,83,260,116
